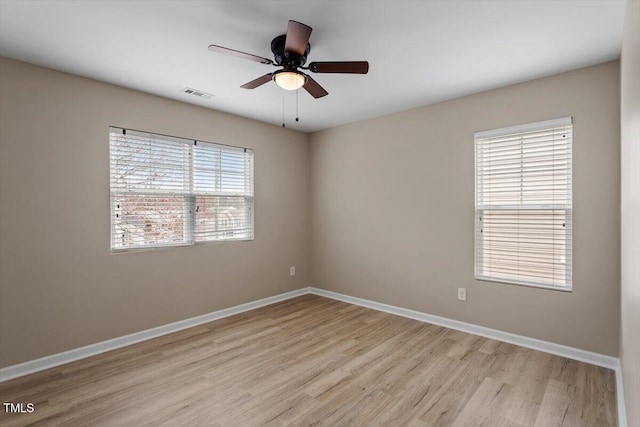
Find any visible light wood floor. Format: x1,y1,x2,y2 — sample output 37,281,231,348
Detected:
0,294,617,426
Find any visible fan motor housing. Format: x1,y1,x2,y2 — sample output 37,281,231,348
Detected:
271,34,310,67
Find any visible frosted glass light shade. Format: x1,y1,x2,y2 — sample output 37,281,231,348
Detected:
274,71,305,90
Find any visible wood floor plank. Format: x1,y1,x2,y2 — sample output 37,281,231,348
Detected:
451,377,510,426
0,295,617,426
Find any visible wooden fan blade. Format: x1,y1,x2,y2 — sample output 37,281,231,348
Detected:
302,75,328,98
208,44,273,65
241,73,274,89
309,61,369,74
284,20,312,57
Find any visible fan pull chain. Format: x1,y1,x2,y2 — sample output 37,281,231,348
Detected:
282,95,285,128
296,89,299,122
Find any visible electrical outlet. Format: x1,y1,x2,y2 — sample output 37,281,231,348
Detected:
290,266,296,276
457,288,467,301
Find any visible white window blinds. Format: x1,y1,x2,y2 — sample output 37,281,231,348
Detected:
475,117,572,290
109,127,254,251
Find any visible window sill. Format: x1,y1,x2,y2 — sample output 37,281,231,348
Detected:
475,275,573,293
110,237,254,254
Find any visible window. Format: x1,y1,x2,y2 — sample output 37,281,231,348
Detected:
475,117,572,291
109,127,254,251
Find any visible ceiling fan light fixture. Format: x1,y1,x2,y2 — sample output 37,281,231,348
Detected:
274,71,306,90
209,20,366,99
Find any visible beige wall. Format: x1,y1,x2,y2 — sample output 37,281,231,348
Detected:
620,0,640,424
0,57,311,368
310,61,620,356
0,56,624,368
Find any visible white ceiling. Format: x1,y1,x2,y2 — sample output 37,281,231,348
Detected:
0,0,627,133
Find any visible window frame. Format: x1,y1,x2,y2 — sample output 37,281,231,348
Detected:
474,117,573,292
109,127,254,252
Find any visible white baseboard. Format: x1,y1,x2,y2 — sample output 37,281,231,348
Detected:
0,287,310,383
616,360,628,427
309,287,618,370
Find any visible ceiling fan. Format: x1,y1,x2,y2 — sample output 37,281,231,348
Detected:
208,20,369,98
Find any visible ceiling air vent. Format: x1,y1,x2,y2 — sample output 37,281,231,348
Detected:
181,87,214,99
